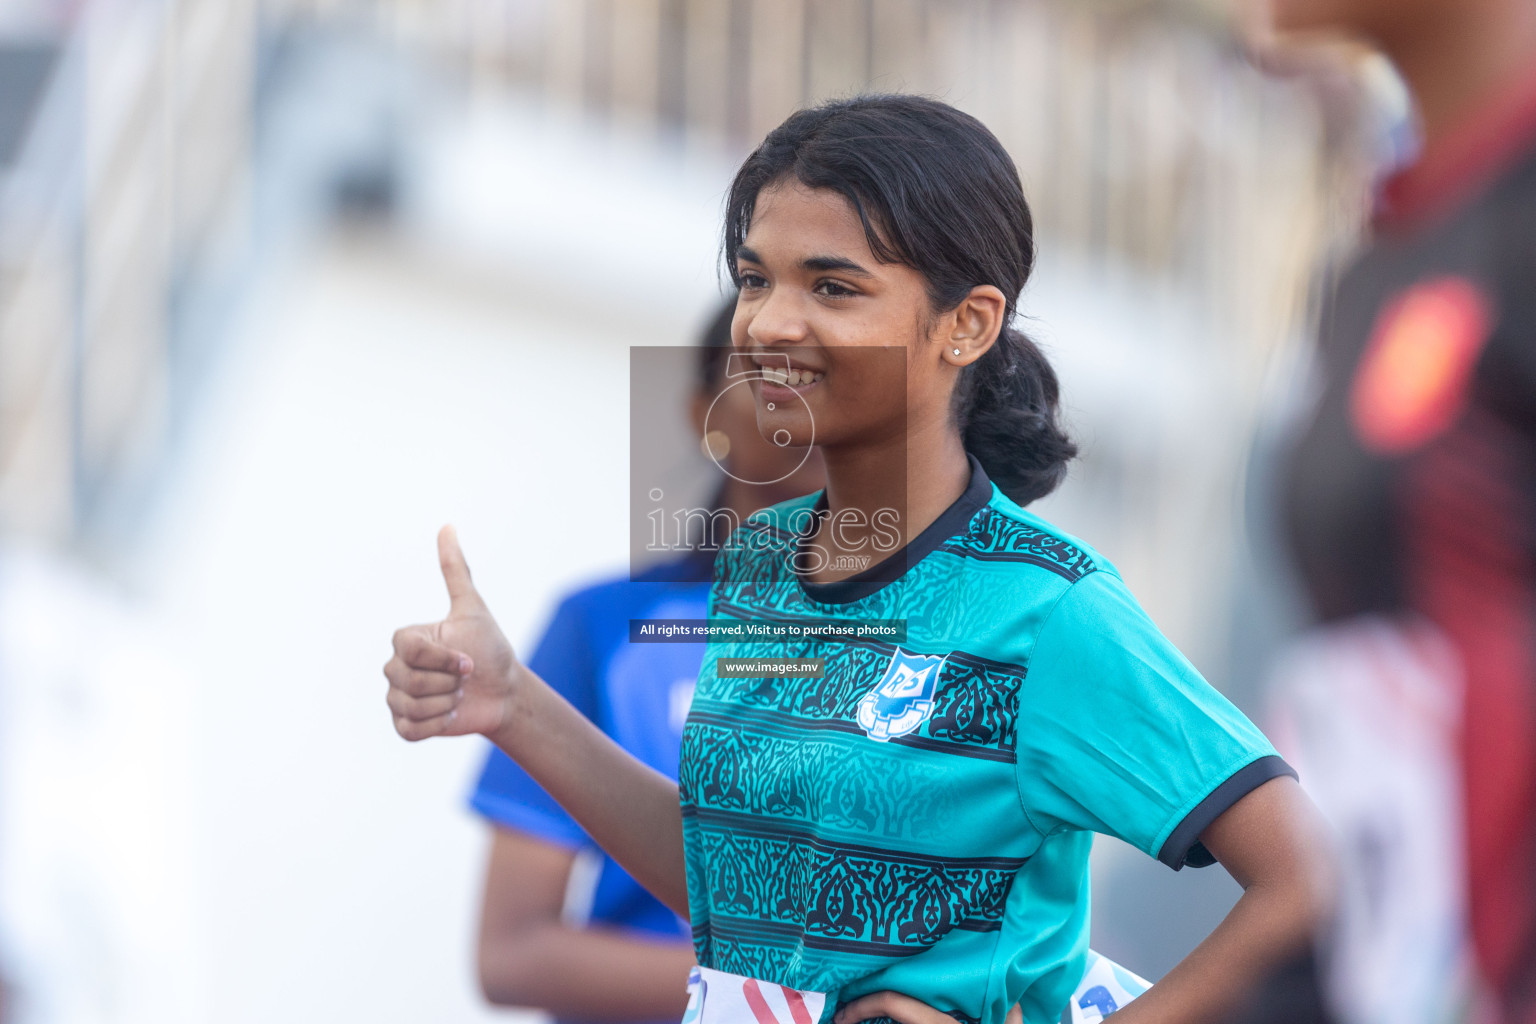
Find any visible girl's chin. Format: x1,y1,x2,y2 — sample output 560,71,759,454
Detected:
755,402,819,443
753,428,816,450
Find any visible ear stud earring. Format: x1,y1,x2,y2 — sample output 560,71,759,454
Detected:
952,348,961,356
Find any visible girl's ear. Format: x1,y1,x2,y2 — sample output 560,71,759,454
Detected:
943,285,1007,366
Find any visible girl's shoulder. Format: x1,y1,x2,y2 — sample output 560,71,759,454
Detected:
955,486,1119,586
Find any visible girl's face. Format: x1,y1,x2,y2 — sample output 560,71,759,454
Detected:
731,181,972,454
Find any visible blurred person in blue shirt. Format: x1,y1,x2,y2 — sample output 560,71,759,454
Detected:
468,299,823,1024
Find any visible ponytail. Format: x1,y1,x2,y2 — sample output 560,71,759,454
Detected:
956,326,1076,507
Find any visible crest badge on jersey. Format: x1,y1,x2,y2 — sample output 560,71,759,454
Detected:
857,648,948,741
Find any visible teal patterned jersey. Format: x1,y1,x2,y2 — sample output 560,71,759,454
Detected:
679,458,1294,1024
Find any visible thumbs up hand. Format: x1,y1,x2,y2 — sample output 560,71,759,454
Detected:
385,525,520,742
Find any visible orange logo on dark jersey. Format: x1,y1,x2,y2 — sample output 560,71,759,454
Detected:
1350,276,1495,454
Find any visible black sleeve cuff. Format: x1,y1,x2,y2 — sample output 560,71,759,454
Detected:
1157,755,1299,870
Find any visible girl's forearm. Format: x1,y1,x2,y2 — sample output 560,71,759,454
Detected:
491,667,691,917
1107,875,1319,1024
480,923,696,1019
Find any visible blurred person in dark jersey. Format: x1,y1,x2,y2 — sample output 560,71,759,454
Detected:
1252,0,1536,1021
468,299,823,1024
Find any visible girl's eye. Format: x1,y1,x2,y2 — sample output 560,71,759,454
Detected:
815,280,857,298
739,271,769,290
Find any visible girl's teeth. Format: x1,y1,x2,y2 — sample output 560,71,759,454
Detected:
761,367,824,386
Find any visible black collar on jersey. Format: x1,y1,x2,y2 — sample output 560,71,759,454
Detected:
795,454,993,605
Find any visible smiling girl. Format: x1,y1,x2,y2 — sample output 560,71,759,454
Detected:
384,95,1328,1024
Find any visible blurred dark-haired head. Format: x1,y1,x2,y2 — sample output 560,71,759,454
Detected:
694,295,737,395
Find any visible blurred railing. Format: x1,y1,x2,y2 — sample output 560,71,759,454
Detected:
358,0,1366,375
0,0,255,540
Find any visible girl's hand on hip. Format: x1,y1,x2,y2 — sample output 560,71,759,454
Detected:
384,525,520,742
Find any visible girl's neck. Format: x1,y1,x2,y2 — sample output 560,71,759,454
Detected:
820,419,972,553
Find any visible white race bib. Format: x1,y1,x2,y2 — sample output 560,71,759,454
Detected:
1066,950,1152,1022
683,966,829,1024
679,951,1148,1024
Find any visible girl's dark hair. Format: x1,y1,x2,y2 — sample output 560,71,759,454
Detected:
723,94,1075,506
